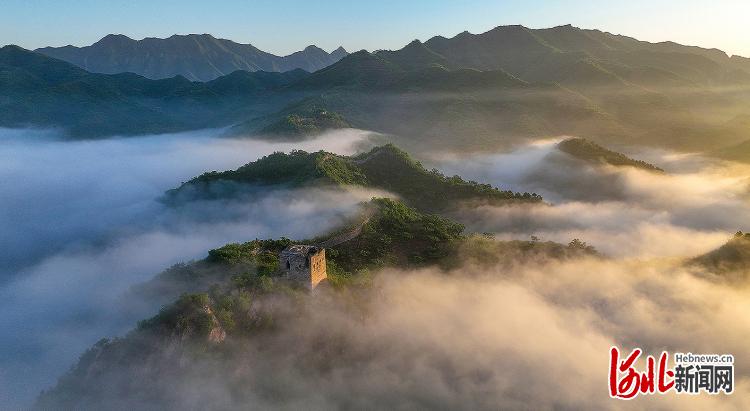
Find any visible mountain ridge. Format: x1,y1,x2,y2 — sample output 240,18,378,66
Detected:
689,232,750,281
3,24,750,153
557,137,664,172
0,44,311,137
165,144,543,212
35,33,348,81
376,24,748,87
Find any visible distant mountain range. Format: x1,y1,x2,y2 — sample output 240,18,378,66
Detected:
0,44,309,136
3,24,750,154
35,34,348,81
379,24,750,85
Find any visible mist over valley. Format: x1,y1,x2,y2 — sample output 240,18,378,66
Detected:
1,13,749,410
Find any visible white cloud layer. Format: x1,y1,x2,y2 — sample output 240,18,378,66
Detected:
0,128,378,407
2,132,749,409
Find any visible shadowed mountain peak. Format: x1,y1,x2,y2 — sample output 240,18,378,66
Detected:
94,33,132,44
331,46,348,59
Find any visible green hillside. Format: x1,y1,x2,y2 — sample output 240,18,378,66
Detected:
689,232,750,281
165,144,542,211
557,137,664,171
36,197,598,410
259,109,349,136
0,45,309,137
231,97,350,137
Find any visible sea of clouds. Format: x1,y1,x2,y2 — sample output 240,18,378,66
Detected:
0,127,379,408
2,130,749,410
431,138,750,258
56,261,749,410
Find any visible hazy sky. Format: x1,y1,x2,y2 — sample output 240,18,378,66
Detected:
2,0,749,57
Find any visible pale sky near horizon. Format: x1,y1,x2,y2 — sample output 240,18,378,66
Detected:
2,0,749,57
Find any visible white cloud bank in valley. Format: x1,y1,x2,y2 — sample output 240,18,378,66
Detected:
0,128,379,408
2,131,749,410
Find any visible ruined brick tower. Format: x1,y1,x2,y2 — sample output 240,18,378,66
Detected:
279,245,327,290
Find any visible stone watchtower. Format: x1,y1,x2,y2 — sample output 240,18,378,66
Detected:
279,245,327,290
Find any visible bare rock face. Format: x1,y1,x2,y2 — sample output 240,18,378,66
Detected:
203,305,227,344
